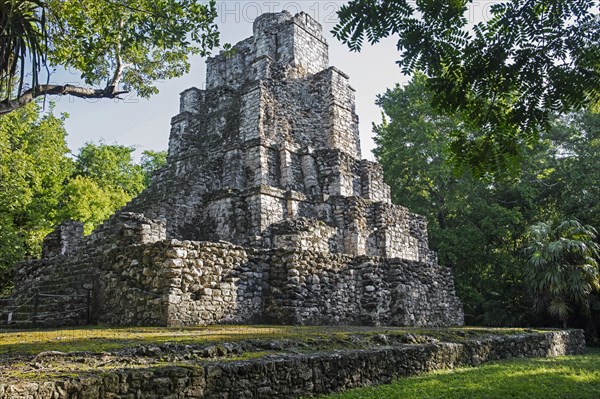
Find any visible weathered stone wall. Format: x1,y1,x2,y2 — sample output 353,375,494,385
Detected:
0,330,585,399
93,231,461,327
206,12,329,90
0,213,167,327
266,250,463,327
41,221,84,258
1,210,461,328
94,240,263,326
2,221,92,327
98,11,425,264
153,241,268,326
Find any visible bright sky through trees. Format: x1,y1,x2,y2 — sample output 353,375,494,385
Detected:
43,1,407,160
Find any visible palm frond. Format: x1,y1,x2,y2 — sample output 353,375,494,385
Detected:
548,298,571,322
0,0,47,100
525,218,600,325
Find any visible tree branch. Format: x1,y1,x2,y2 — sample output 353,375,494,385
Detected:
108,19,125,90
0,84,129,115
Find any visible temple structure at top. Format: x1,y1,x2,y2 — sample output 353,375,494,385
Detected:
132,11,420,260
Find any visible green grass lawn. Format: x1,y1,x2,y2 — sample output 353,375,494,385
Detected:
316,348,600,399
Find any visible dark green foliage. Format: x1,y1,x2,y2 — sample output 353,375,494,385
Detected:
374,74,600,333
140,150,167,186
334,0,600,177
525,220,599,327
543,112,600,228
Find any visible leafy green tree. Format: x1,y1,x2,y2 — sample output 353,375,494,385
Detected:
0,102,73,291
0,0,221,114
65,142,148,233
374,74,538,325
75,142,146,196
60,175,131,235
0,108,166,290
525,220,600,327
374,73,600,335
334,0,600,177
140,149,167,186
544,112,600,229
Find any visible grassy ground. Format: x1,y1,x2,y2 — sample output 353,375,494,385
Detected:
0,325,575,386
0,325,533,356
0,325,306,355
315,348,600,399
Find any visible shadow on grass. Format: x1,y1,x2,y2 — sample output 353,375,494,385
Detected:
319,348,600,399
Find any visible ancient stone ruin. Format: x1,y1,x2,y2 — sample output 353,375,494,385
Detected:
0,11,464,327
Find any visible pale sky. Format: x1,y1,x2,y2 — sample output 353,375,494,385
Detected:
48,1,498,161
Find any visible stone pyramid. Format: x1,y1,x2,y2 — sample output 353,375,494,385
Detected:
1,11,463,327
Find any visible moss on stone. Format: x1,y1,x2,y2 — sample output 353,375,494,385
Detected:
0,325,536,358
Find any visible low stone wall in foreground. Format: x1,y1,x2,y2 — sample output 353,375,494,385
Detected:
0,330,586,399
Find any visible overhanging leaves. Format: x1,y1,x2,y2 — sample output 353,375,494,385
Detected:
334,0,600,178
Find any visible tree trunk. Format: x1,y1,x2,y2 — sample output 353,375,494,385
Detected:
0,84,128,115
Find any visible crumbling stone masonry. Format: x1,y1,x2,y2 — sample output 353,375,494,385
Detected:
0,330,586,399
0,11,464,327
